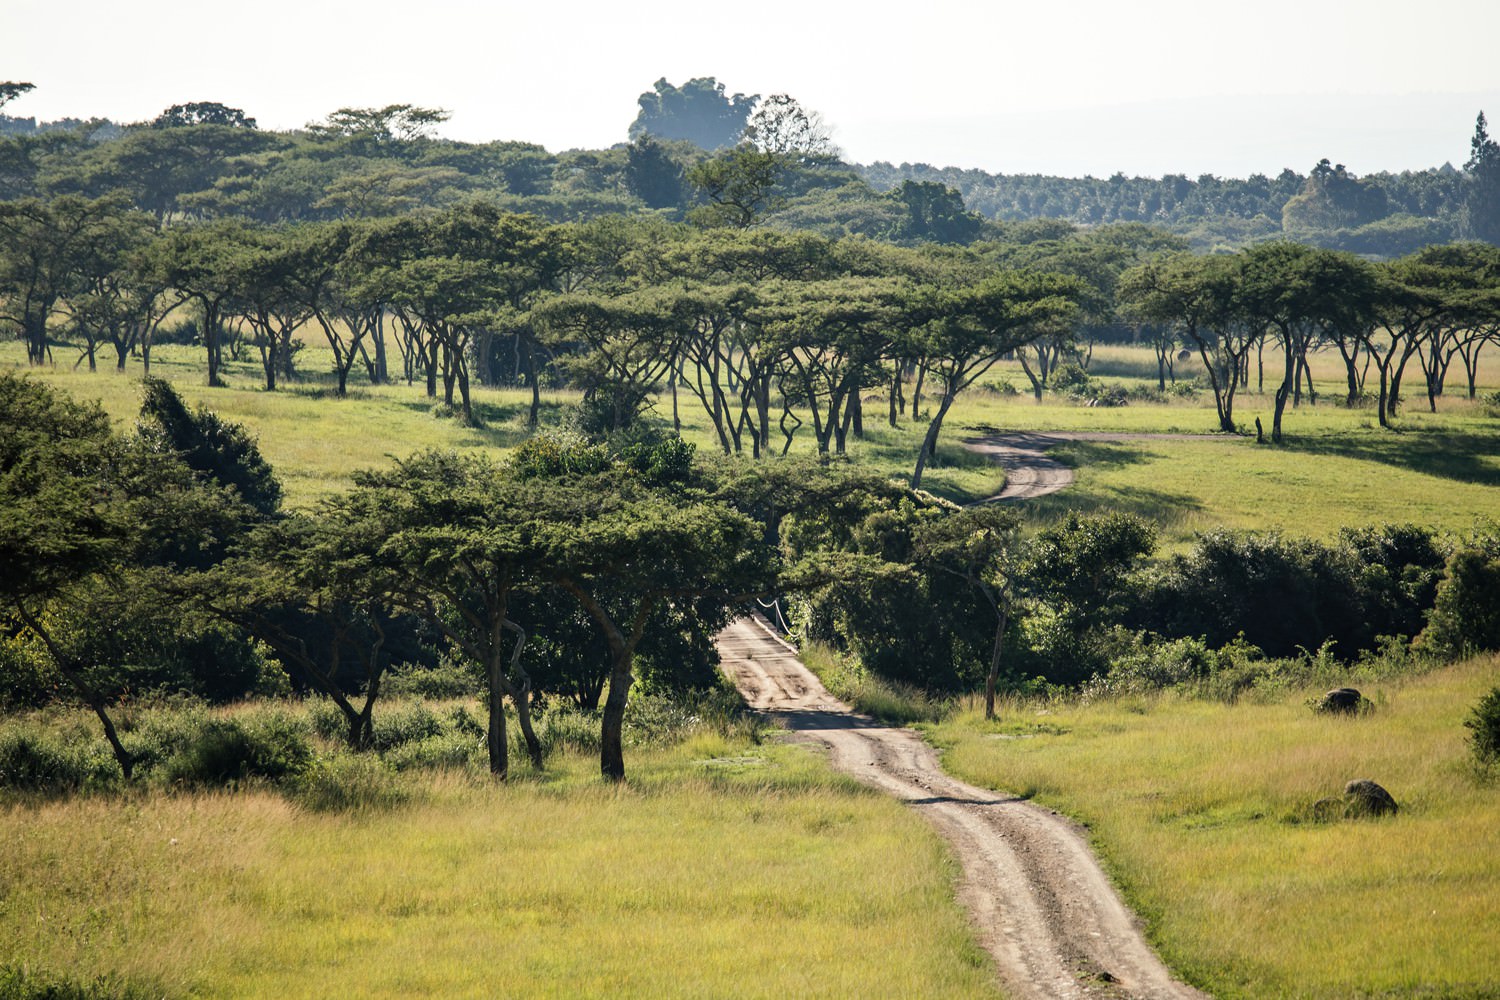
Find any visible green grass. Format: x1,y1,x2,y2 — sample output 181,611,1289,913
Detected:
798,641,950,724
925,657,1500,999
0,733,999,999
15,338,1500,539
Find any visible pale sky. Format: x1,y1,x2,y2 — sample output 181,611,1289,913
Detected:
6,0,1500,179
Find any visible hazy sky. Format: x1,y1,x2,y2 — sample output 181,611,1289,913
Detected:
7,0,1500,178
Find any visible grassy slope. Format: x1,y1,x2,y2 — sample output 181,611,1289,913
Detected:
926,659,1500,998
0,738,999,999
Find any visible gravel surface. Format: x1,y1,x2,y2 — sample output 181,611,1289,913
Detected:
716,616,1208,999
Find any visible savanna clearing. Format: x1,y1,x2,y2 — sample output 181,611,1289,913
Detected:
4,337,1500,999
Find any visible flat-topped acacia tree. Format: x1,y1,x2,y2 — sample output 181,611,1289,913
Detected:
524,460,773,780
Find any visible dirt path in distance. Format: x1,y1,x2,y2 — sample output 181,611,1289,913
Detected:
962,431,1239,502
716,615,1208,1000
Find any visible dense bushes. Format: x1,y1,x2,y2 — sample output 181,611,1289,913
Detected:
803,513,1477,700
1131,525,1445,660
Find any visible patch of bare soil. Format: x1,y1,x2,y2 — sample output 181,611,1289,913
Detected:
716,615,1208,999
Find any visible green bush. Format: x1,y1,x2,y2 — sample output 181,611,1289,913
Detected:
383,731,483,772
382,660,480,700
1465,685,1500,769
370,702,443,752
0,635,56,710
539,706,600,757
0,726,114,794
307,700,347,742
507,431,611,478
291,754,408,812
1050,362,1091,394
1420,544,1500,660
159,714,311,787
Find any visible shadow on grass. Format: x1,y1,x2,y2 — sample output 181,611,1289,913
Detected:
1024,484,1208,527
383,396,573,450
1281,428,1500,486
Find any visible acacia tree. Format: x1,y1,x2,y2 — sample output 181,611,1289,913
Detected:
155,219,258,386
0,195,125,365
206,514,403,751
758,276,910,455
534,468,773,780
1120,252,1253,432
1,374,251,779
908,271,1079,488
912,505,1023,719
63,205,181,373
1363,255,1452,426
331,452,548,774
1238,242,1347,442
536,284,692,433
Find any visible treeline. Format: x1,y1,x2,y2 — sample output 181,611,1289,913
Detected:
5,93,1500,257
8,193,1500,478
860,113,1500,257
800,506,1500,712
0,100,980,244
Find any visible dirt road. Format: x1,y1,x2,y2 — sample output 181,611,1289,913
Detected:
716,615,1207,999
962,431,1240,502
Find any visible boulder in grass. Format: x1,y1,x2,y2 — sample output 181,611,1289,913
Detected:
1343,779,1398,818
1316,688,1365,715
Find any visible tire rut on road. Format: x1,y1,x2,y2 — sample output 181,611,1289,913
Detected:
716,615,1207,1000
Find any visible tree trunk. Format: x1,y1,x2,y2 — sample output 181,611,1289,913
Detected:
599,652,633,781
486,680,509,779
984,605,1010,721
17,605,134,781
911,390,956,490
1271,328,1295,443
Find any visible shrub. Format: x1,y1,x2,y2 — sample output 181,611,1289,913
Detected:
1465,685,1500,769
383,730,483,772
508,432,611,479
382,660,479,700
307,700,347,742
291,754,408,812
159,713,312,787
370,702,443,753
621,435,696,486
539,706,600,757
1050,362,1091,394
0,635,56,710
1419,544,1500,660
0,726,114,794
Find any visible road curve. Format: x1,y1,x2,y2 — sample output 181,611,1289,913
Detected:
962,431,1240,502
716,615,1208,1000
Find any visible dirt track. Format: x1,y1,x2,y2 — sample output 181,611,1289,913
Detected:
962,431,1239,502
716,616,1207,999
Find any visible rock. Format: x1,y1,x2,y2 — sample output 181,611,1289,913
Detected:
1343,779,1398,817
1317,687,1365,715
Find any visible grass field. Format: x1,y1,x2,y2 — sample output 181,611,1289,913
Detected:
9,337,1500,543
0,728,1000,999
927,657,1500,999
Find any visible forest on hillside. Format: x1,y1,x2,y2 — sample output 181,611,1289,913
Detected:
4,77,1500,257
